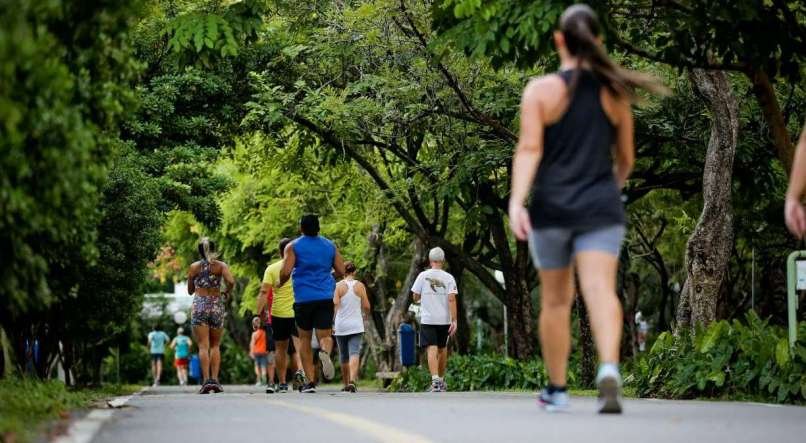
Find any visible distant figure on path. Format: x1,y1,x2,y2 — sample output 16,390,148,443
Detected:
257,237,305,394
250,316,272,387
170,327,193,386
147,325,170,387
508,4,665,413
333,261,370,392
785,121,806,239
279,214,346,393
188,237,235,394
411,247,458,393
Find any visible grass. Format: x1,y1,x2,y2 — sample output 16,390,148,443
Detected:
0,378,139,443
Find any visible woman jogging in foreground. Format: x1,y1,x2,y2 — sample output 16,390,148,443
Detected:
187,237,235,394
508,4,665,413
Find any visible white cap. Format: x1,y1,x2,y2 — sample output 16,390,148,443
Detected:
428,247,445,262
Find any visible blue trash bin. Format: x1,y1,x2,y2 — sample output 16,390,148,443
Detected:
399,323,416,367
189,354,201,382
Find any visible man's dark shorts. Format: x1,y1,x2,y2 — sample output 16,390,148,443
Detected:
420,324,450,349
294,300,334,331
271,316,298,341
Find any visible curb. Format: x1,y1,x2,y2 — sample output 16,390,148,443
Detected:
53,386,147,443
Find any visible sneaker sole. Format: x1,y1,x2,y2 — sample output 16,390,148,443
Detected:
597,377,622,414
319,351,335,381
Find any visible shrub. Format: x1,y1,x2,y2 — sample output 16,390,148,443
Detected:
388,354,552,392
627,311,806,403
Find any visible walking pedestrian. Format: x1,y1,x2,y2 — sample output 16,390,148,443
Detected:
188,237,235,394
147,325,170,387
170,327,193,386
278,214,346,393
411,247,458,393
250,316,271,386
333,261,370,392
508,4,665,413
257,238,306,394
785,121,806,239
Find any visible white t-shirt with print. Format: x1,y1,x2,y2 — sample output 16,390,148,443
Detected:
411,268,457,325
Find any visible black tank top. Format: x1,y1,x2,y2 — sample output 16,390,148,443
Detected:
528,69,625,229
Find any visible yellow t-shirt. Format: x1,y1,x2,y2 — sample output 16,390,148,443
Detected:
263,260,294,318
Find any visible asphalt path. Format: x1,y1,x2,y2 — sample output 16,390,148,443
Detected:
91,385,806,443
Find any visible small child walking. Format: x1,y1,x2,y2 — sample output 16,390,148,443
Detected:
250,316,272,386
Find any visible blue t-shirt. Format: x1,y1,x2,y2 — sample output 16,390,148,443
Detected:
174,335,191,358
291,235,336,303
148,331,170,354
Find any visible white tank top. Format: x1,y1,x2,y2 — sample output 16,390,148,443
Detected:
334,280,364,336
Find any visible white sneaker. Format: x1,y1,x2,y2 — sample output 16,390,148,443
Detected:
538,389,570,412
596,364,623,414
319,350,335,381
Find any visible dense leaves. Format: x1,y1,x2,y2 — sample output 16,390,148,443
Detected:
629,312,806,403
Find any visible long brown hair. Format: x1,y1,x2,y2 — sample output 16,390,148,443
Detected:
560,4,668,101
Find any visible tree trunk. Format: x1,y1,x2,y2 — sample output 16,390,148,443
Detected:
448,261,470,354
747,67,794,174
677,69,738,329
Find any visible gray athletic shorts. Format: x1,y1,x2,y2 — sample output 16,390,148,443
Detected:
335,333,363,363
528,225,625,269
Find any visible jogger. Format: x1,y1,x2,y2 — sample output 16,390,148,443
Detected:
147,325,170,387
188,237,235,394
257,237,305,393
508,4,665,414
278,214,346,393
333,262,370,392
411,247,458,393
170,327,192,386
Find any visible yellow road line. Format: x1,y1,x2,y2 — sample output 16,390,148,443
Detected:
266,399,435,443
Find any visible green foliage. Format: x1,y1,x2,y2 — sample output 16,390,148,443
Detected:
0,0,140,316
628,312,806,403
388,354,550,392
0,378,137,443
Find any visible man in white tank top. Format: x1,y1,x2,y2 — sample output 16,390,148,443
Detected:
333,262,370,392
411,247,458,392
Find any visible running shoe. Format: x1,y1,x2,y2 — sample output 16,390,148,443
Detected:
429,379,443,393
292,370,305,391
596,365,623,414
347,383,357,393
208,379,224,394
538,389,570,412
199,379,214,394
319,350,335,381
278,383,289,393
439,379,448,392
300,382,317,393
265,384,277,394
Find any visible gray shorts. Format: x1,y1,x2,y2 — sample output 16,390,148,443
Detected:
335,333,363,363
528,225,625,269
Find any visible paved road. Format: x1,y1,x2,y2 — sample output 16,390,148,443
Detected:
93,385,806,443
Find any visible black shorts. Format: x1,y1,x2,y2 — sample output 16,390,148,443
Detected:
272,316,298,341
294,300,334,331
263,324,277,352
150,353,164,363
420,324,450,349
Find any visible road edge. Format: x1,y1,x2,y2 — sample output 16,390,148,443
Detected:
52,386,147,443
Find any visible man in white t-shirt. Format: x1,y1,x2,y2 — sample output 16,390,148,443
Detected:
411,247,458,392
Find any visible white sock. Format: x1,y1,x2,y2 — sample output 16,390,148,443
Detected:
596,363,621,384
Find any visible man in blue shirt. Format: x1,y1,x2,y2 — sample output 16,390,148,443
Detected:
147,325,170,387
279,214,346,393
